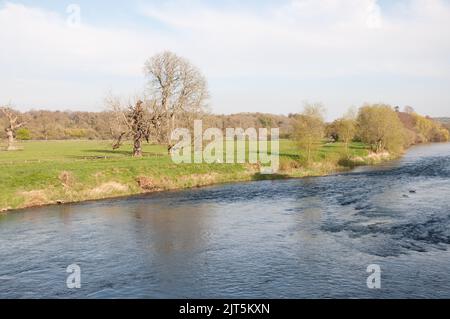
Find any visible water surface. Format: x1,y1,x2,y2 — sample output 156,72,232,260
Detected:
1,143,450,298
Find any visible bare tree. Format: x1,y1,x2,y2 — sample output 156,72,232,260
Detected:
107,95,164,157
1,106,27,151
144,51,209,153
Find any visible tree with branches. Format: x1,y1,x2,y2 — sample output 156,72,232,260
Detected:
294,103,326,163
107,52,208,157
1,106,27,151
357,104,406,153
144,51,209,153
332,108,357,156
107,96,165,157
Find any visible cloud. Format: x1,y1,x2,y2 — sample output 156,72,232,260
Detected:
1,0,450,115
141,0,450,78
0,2,171,109
0,2,167,77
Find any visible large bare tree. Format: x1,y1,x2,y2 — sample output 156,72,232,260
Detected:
144,51,209,152
1,106,27,151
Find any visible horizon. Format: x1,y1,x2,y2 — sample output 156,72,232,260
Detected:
2,0,450,121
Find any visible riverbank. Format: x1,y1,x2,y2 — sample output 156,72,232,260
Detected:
0,140,394,213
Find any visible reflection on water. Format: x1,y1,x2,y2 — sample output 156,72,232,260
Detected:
132,202,212,254
1,143,450,298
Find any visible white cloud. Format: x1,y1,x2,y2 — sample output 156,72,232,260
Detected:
1,0,450,116
142,0,450,78
0,2,172,109
0,2,170,77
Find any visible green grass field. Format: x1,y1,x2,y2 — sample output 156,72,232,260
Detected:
0,139,371,211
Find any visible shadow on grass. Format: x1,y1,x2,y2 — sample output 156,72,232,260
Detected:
83,149,166,157
322,142,368,152
349,143,368,150
66,151,168,160
279,153,303,161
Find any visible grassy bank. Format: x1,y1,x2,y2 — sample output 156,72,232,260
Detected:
0,139,388,212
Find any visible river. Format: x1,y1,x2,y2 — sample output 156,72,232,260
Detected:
1,143,450,298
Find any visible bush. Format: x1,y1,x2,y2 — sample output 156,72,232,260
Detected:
64,128,88,139
16,128,32,140
357,104,406,154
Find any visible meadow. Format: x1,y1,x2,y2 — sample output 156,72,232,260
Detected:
0,139,371,211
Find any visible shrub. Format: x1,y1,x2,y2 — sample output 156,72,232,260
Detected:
16,128,32,140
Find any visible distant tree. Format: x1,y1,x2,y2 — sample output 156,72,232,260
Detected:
144,51,209,153
27,110,66,140
443,122,450,132
412,113,434,142
431,126,450,142
438,127,450,142
333,109,357,155
258,115,274,128
40,119,52,140
64,128,86,139
357,104,406,153
325,121,339,142
294,103,326,163
412,113,449,143
0,106,27,150
0,108,295,142
16,128,32,140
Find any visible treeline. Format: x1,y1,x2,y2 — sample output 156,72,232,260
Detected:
0,110,116,140
398,112,450,144
434,118,450,132
294,103,449,161
0,109,295,141
1,105,448,148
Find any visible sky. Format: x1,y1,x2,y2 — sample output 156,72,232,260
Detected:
1,0,450,120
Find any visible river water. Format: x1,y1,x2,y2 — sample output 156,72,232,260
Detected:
1,143,450,298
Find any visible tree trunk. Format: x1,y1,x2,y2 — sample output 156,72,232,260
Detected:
307,144,311,163
133,133,142,157
6,129,15,151
376,140,383,153
167,113,175,155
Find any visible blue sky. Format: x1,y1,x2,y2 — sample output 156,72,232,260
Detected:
1,0,450,119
